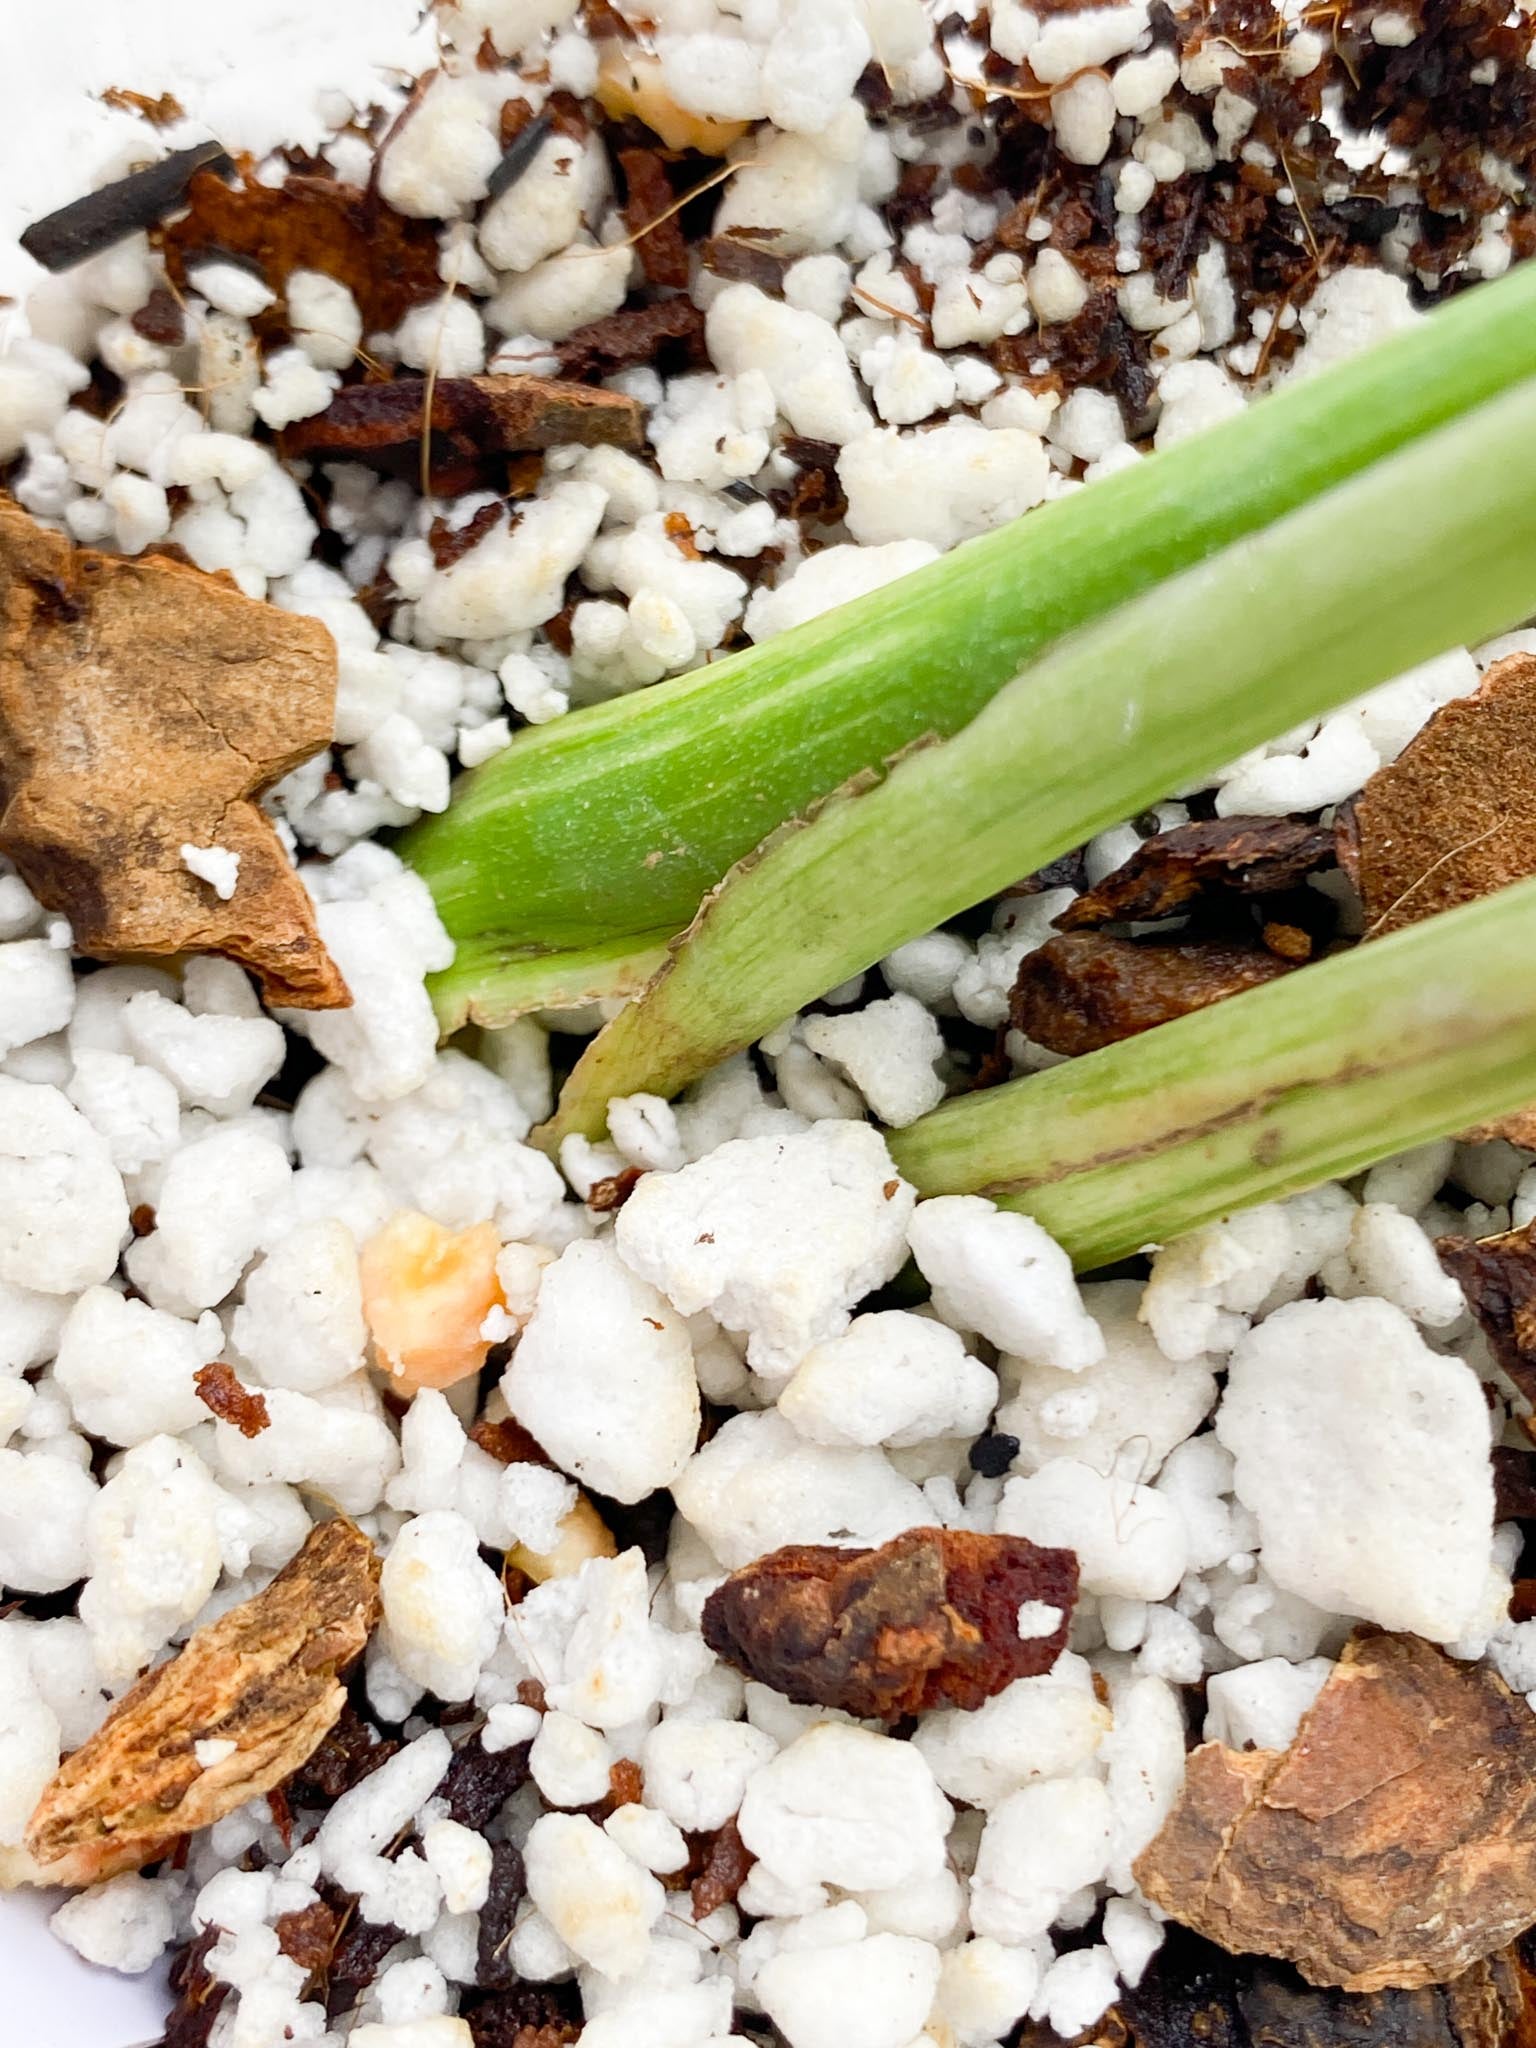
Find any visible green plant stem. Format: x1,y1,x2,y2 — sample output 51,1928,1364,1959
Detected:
542,375,1536,1146
405,265,1536,1029
887,875,1536,1268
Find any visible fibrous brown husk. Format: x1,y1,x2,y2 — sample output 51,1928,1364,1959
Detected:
1436,1218,1536,1422
1343,655,1536,939
157,165,443,334
1017,1921,1536,2048
0,498,348,1008
700,1525,1078,1721
1342,653,1536,1144
1010,932,1295,1056
17,1520,379,1887
1134,1630,1536,1993
1057,817,1336,930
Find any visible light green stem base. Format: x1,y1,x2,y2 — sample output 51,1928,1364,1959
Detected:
889,874,1536,1269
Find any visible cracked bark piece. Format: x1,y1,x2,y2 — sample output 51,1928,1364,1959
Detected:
0,498,348,1008
1437,1219,1536,1422
700,1525,1078,1721
1134,1630,1536,1992
281,373,643,490
1057,817,1336,930
1010,932,1295,1056
1020,1922,1536,2048
17,1519,379,1887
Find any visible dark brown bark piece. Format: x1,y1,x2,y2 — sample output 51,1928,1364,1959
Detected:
620,148,690,288
157,166,442,334
476,1841,528,1989
1019,1922,1536,2048
22,141,233,272
283,1702,399,1805
699,234,790,292
1011,932,1296,1056
441,1729,532,1830
554,296,707,380
700,1525,1078,1721
1057,817,1336,930
194,1362,270,1438
0,498,348,1010
691,1816,755,1922
130,285,187,346
1494,1444,1536,1522
160,1923,232,2048
1135,1630,1536,1992
282,375,643,488
462,1981,583,2048
1437,1219,1536,1417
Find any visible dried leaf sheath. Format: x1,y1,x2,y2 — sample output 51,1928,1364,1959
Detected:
17,1520,379,1888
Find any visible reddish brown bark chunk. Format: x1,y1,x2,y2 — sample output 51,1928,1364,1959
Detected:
0,499,348,1009
1057,816,1336,930
283,373,644,485
158,166,443,333
700,1525,1078,1721
1437,1219,1536,1421
1010,932,1295,1056
1135,1630,1536,1992
194,1362,270,1438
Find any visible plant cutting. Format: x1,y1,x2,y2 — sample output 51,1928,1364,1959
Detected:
402,262,1536,1032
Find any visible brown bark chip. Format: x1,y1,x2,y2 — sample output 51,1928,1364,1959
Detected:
1057,817,1336,930
700,1525,1078,1721
1346,654,1536,937
1437,1219,1536,1418
157,165,443,334
554,296,707,380
283,373,644,472
1135,1630,1536,1992
0,499,349,1009
20,1520,379,1886
1010,932,1295,1056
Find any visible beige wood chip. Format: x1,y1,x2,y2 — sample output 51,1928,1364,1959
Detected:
15,1519,379,1888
